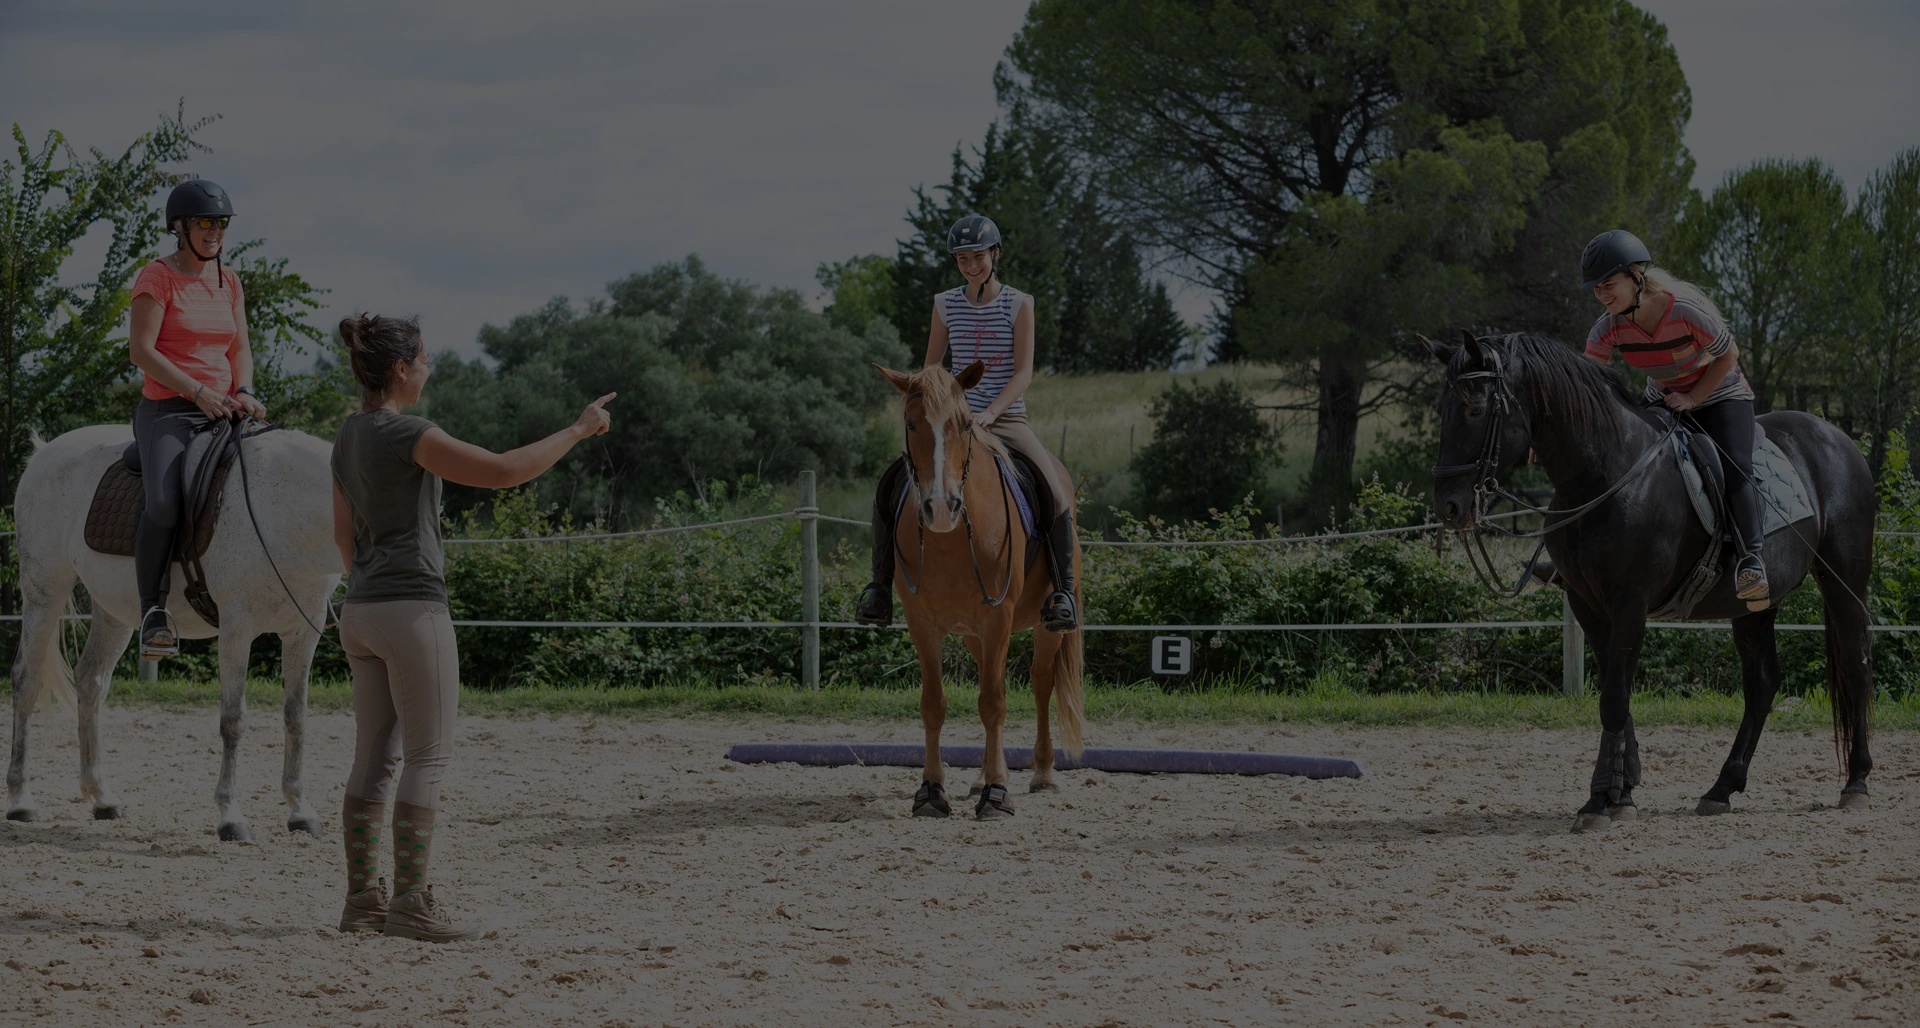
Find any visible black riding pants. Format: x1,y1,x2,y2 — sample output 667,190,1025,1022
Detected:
1690,398,1764,556
132,397,205,613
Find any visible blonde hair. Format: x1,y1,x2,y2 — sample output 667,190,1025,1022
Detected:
1638,264,1730,326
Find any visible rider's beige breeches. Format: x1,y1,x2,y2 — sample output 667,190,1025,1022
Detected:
339,600,460,810
988,410,1072,520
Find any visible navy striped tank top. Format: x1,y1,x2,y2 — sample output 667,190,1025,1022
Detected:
936,283,1027,415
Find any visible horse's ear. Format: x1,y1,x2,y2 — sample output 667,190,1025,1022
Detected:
1460,329,1486,367
874,363,913,394
1418,333,1456,365
956,360,986,390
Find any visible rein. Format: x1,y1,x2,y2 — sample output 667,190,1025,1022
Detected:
1431,347,1676,597
895,401,1016,608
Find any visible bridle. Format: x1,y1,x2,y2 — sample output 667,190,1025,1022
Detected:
1431,343,1674,597
895,396,1015,607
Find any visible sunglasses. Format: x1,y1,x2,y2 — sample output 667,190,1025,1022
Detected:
185,216,231,230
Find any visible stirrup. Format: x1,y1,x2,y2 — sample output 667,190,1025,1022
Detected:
138,607,179,660
854,583,893,627
1041,590,1079,633
1734,554,1770,604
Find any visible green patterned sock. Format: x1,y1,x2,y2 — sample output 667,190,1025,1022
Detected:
391,801,441,896
341,795,389,895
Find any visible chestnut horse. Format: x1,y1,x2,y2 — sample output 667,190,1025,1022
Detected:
874,362,1085,820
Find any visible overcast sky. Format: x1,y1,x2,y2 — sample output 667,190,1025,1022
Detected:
4,0,1916,361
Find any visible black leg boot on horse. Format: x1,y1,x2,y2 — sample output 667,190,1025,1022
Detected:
1575,719,1642,833
856,457,909,627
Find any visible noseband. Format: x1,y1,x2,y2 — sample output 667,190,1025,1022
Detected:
896,401,1015,607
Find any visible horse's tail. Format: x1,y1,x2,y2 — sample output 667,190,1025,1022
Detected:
22,601,77,714
1823,581,1873,776
1053,627,1085,759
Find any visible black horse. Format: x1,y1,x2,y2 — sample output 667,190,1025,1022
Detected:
1426,331,1875,832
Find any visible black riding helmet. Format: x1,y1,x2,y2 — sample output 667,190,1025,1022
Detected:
164,178,233,286
1579,229,1651,290
948,214,1001,253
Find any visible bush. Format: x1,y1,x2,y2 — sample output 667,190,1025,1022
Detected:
1128,379,1278,522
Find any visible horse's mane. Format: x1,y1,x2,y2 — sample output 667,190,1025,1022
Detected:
1453,333,1638,436
901,365,1007,458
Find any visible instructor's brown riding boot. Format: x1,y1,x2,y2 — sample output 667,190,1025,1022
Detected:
384,885,480,943
383,802,480,943
338,877,389,934
339,794,390,931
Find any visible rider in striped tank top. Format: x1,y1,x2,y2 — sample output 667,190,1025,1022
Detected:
856,214,1079,631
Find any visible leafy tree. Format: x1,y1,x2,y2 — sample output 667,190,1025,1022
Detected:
422,257,911,526
1235,124,1547,510
1129,379,1278,522
225,241,354,435
815,254,898,337
889,118,1185,373
1852,148,1920,475
1000,0,1691,501
1666,158,1852,414
0,112,207,496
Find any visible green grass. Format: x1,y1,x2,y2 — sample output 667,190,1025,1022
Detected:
104,675,1920,732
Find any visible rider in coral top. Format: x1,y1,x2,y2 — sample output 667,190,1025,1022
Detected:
1580,229,1768,604
126,179,267,658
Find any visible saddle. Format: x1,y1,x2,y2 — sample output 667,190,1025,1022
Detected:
82,418,269,628
1653,417,1817,619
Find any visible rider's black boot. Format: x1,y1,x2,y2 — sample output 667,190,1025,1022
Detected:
133,514,179,659
1727,479,1769,604
1040,511,1079,632
856,458,906,627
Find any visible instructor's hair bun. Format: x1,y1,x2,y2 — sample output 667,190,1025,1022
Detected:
339,313,423,398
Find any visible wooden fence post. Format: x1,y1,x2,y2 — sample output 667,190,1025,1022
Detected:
1561,591,1585,695
800,471,820,690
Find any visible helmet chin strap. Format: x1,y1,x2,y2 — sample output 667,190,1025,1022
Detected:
178,228,226,289
1620,268,1645,318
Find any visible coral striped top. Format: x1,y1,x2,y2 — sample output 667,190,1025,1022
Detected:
936,283,1030,416
1585,293,1753,405
130,258,245,402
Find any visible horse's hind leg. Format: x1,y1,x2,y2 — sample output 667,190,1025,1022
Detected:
279,630,323,836
1813,537,1875,810
8,571,75,822
1029,630,1060,793
1699,610,1781,815
74,608,134,819
213,623,257,842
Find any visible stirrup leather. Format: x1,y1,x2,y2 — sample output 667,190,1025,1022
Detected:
139,606,180,660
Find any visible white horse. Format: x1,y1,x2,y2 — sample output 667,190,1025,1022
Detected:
7,422,340,841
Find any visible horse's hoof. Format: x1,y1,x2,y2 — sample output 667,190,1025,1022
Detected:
974,784,1015,820
1608,803,1638,822
287,818,323,837
1029,780,1060,794
1839,791,1870,812
1696,798,1730,816
1571,812,1611,834
92,806,125,821
217,822,253,843
5,809,37,823
912,781,951,818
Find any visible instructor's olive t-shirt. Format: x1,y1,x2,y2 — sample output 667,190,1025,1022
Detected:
331,408,447,605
